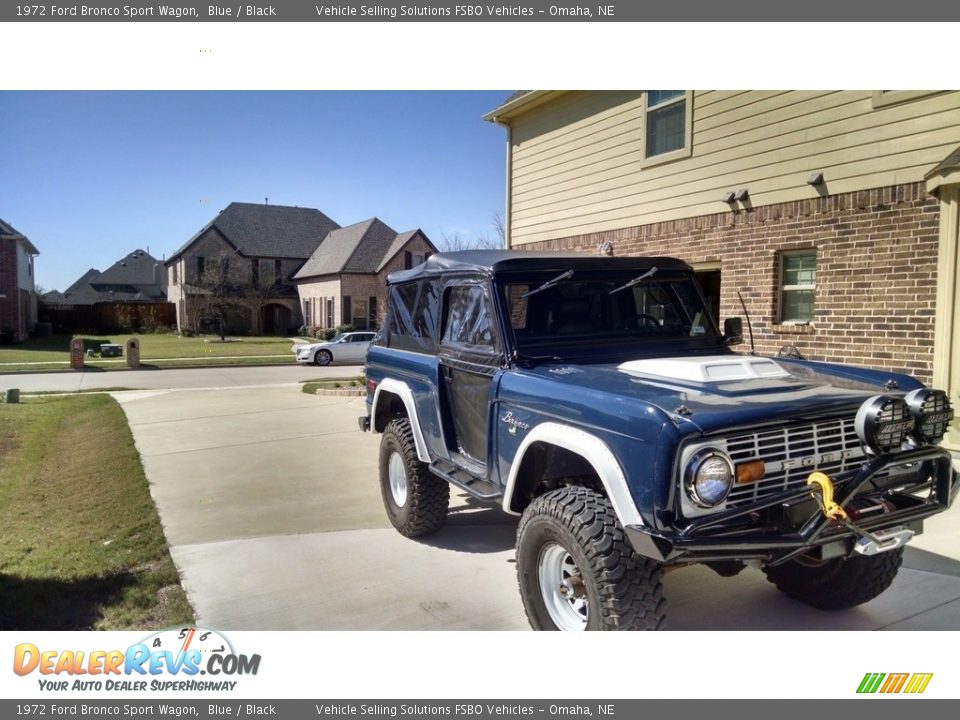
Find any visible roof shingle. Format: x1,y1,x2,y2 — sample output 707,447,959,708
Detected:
168,202,340,262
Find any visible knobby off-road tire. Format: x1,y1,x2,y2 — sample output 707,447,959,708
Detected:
378,418,449,538
516,486,665,631
762,547,904,610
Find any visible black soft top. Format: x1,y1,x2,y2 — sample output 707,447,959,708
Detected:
387,250,691,285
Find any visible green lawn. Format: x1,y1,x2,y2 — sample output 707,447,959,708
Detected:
301,376,365,394
0,395,195,629
0,333,298,371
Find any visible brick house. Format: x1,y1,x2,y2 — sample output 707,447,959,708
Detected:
40,250,173,332
293,218,436,331
485,90,960,450
53,249,168,306
166,202,340,335
0,218,39,341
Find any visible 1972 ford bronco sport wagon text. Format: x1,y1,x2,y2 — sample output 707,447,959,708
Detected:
360,251,958,630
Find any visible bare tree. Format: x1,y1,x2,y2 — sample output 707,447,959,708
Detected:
438,212,507,252
193,249,245,341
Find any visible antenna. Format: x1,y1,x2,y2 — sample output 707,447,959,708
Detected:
737,291,756,356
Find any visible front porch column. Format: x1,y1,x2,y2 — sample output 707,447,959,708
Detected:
928,150,960,451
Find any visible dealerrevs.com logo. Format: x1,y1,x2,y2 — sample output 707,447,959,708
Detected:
13,627,261,692
857,673,933,694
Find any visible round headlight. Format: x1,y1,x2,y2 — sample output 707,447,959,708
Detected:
855,395,913,455
685,449,734,508
905,388,954,445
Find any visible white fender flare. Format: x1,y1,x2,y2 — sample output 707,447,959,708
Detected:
370,378,431,463
502,422,643,527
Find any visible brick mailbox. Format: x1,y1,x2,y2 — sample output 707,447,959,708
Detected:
126,338,140,369
70,337,85,370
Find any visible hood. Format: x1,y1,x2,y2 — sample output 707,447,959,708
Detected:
515,354,924,436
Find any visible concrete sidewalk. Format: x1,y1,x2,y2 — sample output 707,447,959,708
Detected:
116,384,960,630
4,363,363,393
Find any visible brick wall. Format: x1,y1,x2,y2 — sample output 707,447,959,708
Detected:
0,239,20,337
516,182,940,383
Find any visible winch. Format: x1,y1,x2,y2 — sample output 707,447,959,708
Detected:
807,472,914,555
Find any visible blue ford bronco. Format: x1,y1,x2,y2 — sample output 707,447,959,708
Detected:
360,251,957,630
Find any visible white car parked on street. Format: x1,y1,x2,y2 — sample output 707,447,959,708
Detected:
295,332,376,366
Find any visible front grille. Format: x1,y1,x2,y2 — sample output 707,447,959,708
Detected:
717,417,907,509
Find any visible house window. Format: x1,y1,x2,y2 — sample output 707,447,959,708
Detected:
327,297,335,328
369,296,378,328
413,254,424,266
304,299,311,326
274,259,282,285
780,250,816,324
196,256,205,277
644,90,690,162
404,251,412,270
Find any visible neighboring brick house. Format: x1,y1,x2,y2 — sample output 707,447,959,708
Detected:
485,90,960,450
0,218,39,341
293,218,436,331
39,250,172,333
166,202,340,335
53,250,168,306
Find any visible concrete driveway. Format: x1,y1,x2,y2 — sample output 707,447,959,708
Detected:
116,384,960,630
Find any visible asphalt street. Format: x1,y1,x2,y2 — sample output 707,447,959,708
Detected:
112,381,960,631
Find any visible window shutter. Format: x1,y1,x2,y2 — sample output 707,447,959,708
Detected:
343,296,352,325
404,251,412,269
369,296,378,327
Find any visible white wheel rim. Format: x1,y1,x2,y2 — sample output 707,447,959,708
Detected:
538,543,588,631
388,451,408,507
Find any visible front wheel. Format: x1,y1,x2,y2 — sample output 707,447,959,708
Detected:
516,486,665,631
762,547,904,610
378,418,449,537
315,349,332,366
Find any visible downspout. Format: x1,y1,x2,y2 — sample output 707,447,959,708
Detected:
505,123,513,249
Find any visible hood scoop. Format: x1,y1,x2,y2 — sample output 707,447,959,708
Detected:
618,355,790,383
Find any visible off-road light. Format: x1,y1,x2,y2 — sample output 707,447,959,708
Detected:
855,395,913,455
905,388,954,445
685,449,734,507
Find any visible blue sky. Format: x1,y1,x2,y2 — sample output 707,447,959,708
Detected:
0,91,509,291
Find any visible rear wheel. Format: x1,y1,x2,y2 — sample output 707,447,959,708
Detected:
762,547,904,610
315,349,332,366
378,418,448,537
516,486,665,631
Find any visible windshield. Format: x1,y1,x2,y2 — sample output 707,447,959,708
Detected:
499,271,720,354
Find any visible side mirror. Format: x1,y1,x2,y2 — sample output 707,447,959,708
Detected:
723,317,744,346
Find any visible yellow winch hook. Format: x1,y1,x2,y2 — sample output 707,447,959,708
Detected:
807,472,849,522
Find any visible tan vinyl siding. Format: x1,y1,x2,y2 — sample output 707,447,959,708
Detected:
508,90,960,246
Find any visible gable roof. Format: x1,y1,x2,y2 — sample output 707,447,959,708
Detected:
376,230,423,273
0,217,40,254
294,218,398,279
93,249,165,287
65,268,101,295
167,202,340,263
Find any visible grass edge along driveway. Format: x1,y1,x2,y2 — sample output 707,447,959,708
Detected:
0,394,194,629
0,334,300,372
